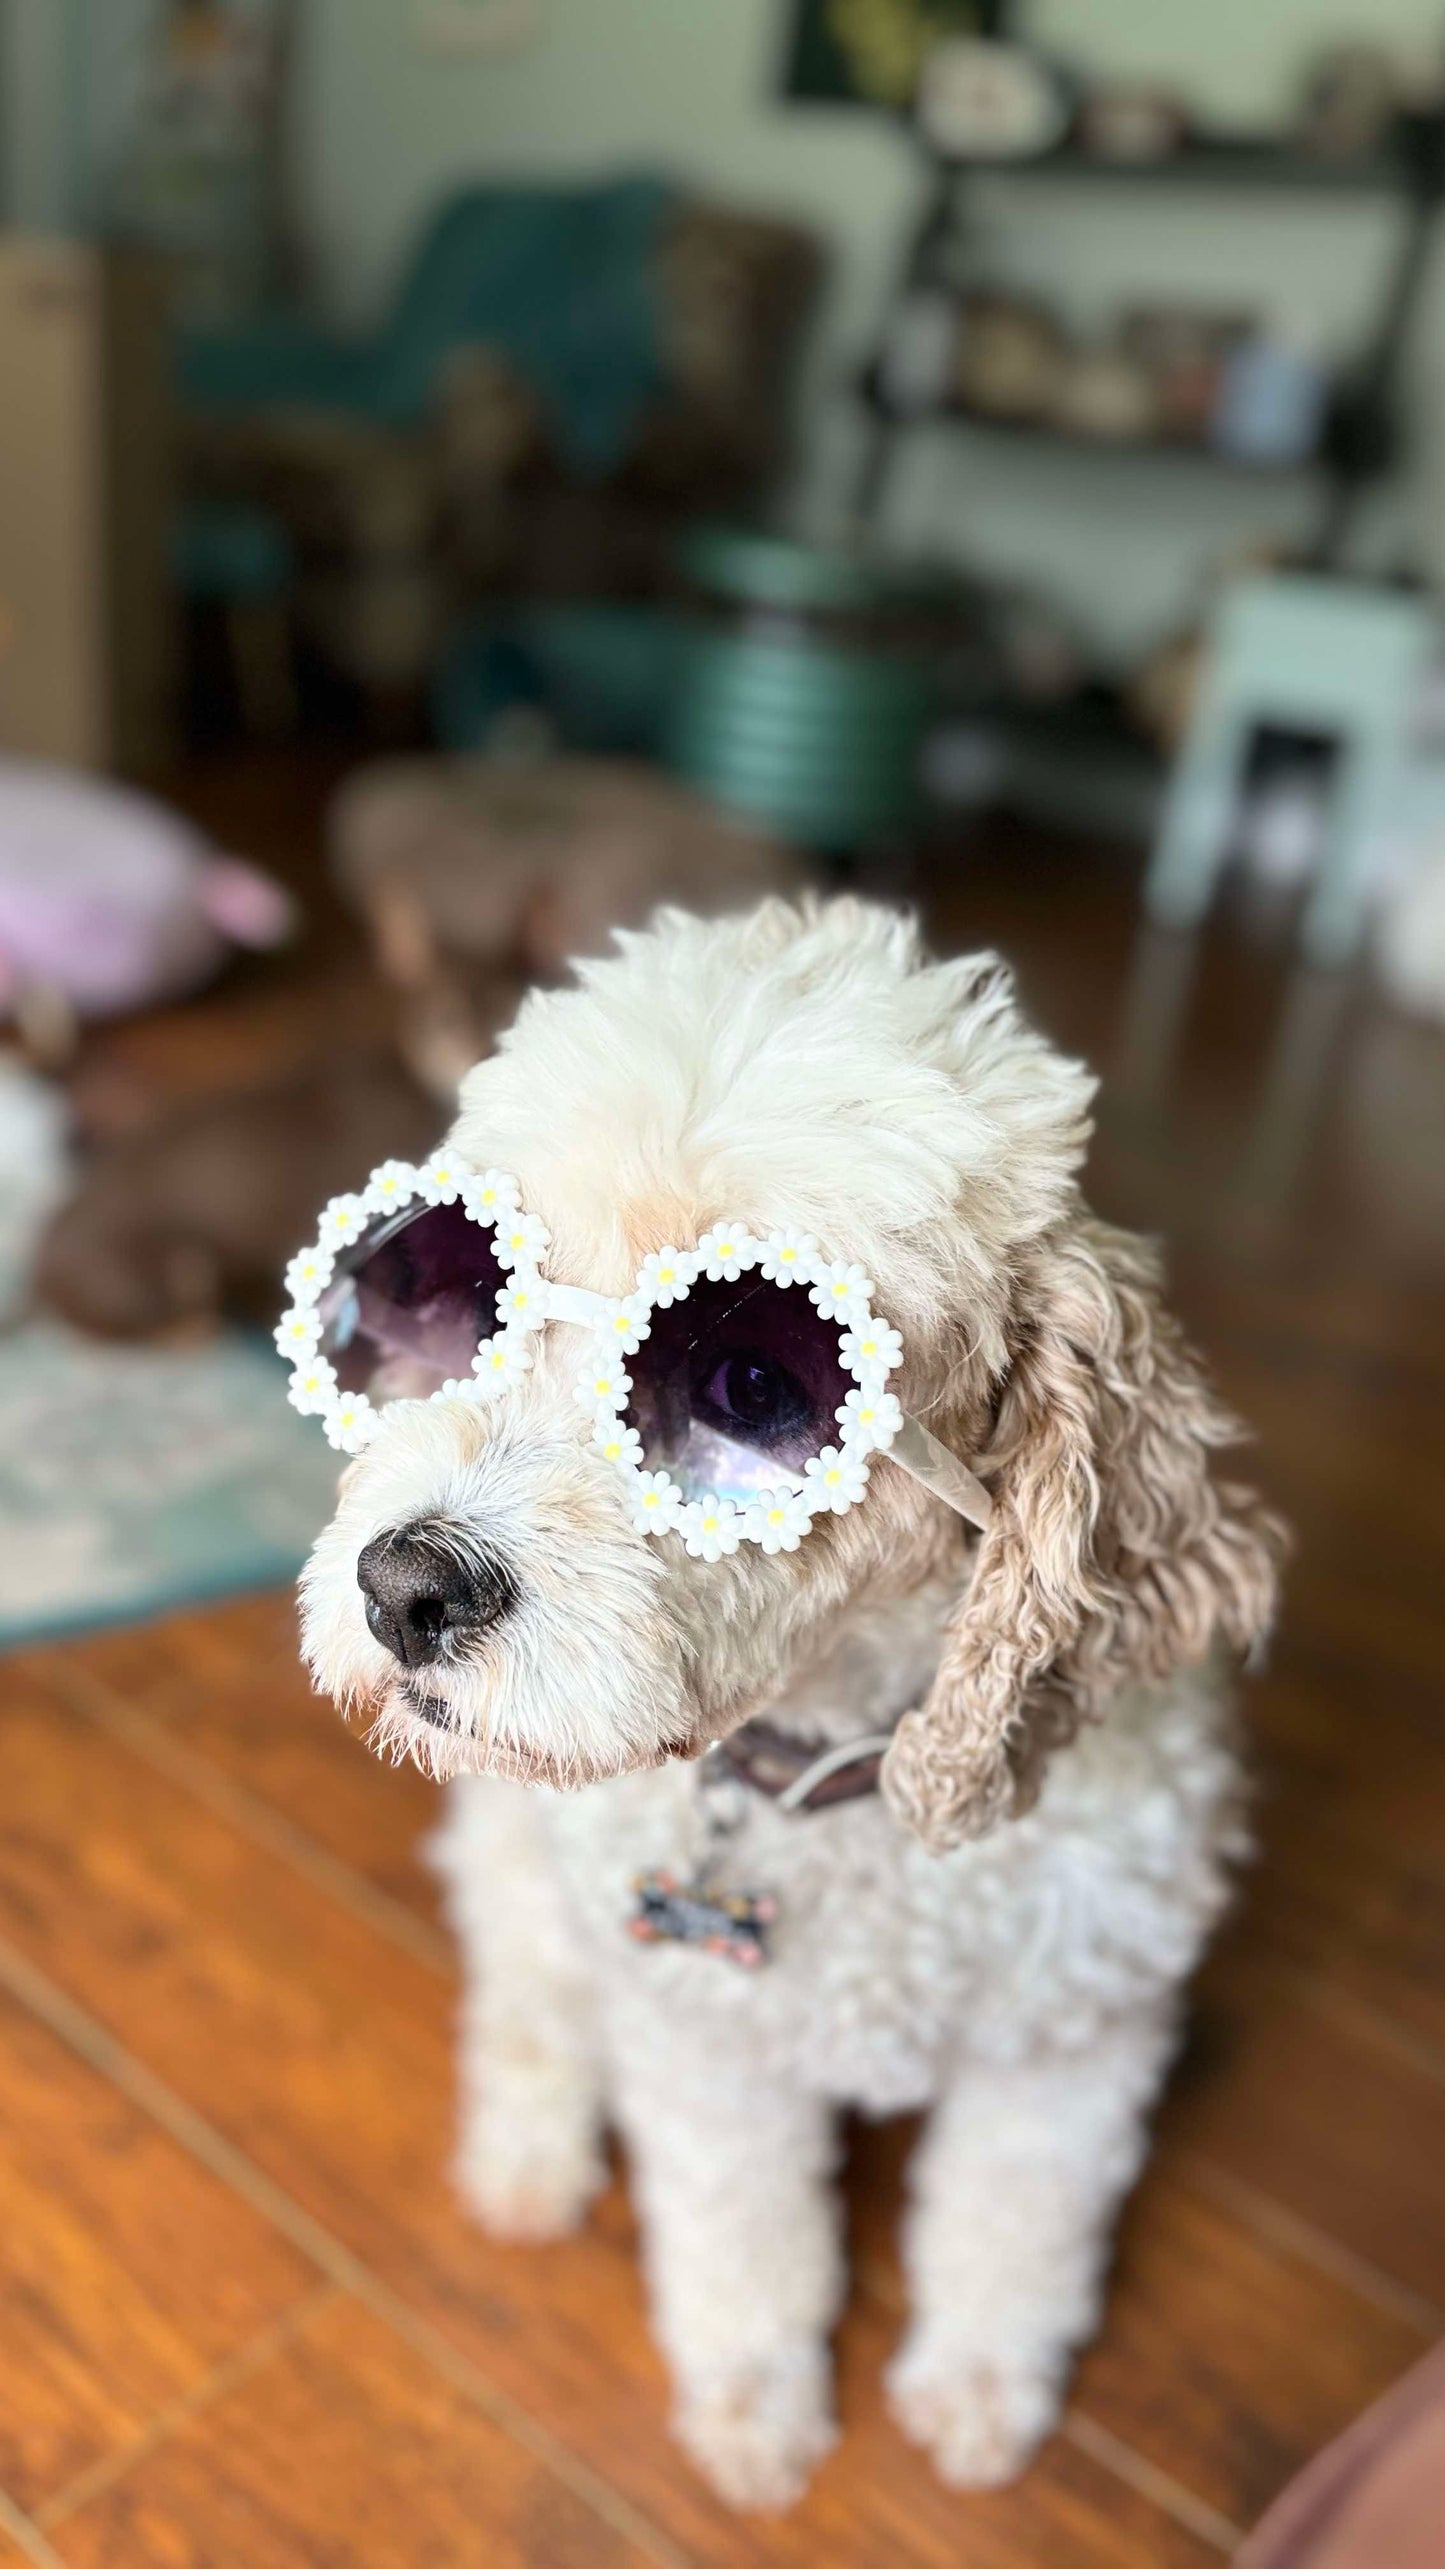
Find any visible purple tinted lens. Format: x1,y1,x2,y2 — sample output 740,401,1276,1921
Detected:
626,1274,850,1504
317,1200,506,1396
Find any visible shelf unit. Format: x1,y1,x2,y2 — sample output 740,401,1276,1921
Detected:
859,366,1322,477
921,139,1409,193
855,116,1445,569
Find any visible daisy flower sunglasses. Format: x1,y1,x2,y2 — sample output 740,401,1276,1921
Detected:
276,1154,993,1559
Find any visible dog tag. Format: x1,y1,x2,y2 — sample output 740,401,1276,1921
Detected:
628,1868,776,1968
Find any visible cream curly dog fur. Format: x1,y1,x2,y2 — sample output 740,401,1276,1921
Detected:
301,898,1283,2510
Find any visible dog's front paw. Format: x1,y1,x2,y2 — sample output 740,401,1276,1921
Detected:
454,2117,605,2244
887,2335,1061,2490
676,2348,837,2512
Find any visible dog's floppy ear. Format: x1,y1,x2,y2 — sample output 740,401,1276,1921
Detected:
882,1215,1286,1853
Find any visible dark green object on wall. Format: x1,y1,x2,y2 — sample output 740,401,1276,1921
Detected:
782,0,988,108
664,526,949,853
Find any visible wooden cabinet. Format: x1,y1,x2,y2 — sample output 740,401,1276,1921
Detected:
0,237,175,770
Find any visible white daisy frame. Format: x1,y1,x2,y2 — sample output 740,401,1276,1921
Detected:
278,1157,995,1534
275,1152,547,1454
581,1224,913,1558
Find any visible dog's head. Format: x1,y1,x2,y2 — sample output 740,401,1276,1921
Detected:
300,898,1283,1845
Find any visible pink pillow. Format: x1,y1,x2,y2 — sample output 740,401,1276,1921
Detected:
0,761,293,1020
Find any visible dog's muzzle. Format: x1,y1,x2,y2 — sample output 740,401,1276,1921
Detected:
356,1521,514,1669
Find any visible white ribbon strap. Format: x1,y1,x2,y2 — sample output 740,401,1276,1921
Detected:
540,1281,618,1328
889,1415,995,1533
775,1733,898,1814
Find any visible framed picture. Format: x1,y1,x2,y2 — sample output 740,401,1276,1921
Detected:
783,0,1004,108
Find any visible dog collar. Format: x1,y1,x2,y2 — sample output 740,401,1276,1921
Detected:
629,1724,897,1965
716,1720,896,1813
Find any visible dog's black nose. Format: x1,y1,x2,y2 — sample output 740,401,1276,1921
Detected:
356,1525,513,1668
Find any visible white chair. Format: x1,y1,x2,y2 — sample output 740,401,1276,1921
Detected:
1147,575,1435,965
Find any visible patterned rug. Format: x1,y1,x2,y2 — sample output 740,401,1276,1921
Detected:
0,1058,337,1647
0,1322,338,1648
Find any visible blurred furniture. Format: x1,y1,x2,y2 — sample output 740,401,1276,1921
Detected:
1122,576,1441,1232
179,181,820,704
433,603,685,759
37,1047,438,1342
0,239,176,771
329,754,800,1096
664,528,951,852
173,499,298,738
858,111,1445,580
1147,575,1434,965
431,548,953,861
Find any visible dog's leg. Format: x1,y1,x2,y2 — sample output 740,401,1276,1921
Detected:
611,2025,841,2511
888,2009,1174,2488
431,1777,606,2242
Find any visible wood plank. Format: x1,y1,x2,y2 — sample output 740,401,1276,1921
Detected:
1071,2168,1424,2525
1250,1647,1445,1842
38,1585,1445,2513
52,1597,1445,2080
0,1989,314,2515
1238,1781,1445,2066
45,2286,1218,2569
808,2333,1222,2569
48,1586,1445,2081
25,1603,1439,2548
27,1538,1445,2542
846,2120,1425,2537
1227,1849,1445,2086
30,1598,443,1932
1163,1947,1445,2302
49,2295,649,2569
1154,1632,1445,2062
0,1671,1215,2568
0,2516,61,2569
1170,1275,1445,1692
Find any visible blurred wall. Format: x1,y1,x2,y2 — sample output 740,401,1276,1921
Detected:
2,0,74,231
297,0,921,541
8,2,1445,662
293,0,1445,660
2,0,159,234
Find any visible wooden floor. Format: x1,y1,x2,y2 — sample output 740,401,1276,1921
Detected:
2,761,1444,2566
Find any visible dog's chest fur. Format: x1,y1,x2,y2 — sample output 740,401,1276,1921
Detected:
532,1596,1245,2117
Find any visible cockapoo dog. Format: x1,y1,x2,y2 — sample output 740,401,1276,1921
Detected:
300,898,1283,2510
